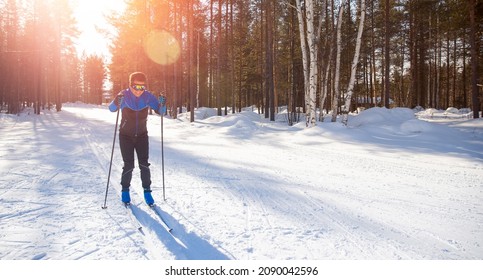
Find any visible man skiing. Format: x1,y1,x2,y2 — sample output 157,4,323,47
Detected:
108,72,166,206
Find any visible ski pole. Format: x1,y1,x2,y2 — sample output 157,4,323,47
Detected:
161,112,166,200
102,96,122,209
159,95,166,201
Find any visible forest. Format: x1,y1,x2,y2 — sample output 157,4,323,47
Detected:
0,0,481,126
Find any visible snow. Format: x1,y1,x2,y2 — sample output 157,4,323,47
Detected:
0,103,482,274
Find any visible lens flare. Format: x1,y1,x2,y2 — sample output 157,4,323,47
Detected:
144,30,180,65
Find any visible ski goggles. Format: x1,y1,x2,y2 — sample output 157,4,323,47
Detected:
131,84,146,91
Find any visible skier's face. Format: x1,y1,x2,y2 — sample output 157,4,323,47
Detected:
131,81,146,97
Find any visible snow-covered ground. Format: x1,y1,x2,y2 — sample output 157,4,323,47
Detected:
0,103,482,265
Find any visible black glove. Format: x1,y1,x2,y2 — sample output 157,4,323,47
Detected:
115,93,124,107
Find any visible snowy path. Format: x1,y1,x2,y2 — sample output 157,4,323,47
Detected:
1,107,152,259
0,104,482,259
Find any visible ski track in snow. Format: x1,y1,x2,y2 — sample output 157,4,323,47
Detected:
0,103,482,260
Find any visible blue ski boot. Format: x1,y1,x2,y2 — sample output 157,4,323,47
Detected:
121,191,131,204
144,191,154,206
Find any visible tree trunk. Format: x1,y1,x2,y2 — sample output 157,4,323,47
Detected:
217,0,222,116
384,0,390,109
342,0,366,125
295,0,320,127
265,0,275,121
294,0,310,123
189,0,195,122
468,0,480,118
331,2,344,122
305,0,318,127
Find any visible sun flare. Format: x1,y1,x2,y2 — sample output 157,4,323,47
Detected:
144,30,181,66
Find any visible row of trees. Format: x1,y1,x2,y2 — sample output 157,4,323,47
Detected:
1,0,482,125
110,0,481,126
0,0,105,114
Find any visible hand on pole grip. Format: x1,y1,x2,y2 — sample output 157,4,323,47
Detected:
158,95,167,114
115,93,124,108
158,95,166,105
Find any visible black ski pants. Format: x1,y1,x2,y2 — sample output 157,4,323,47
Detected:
119,133,152,192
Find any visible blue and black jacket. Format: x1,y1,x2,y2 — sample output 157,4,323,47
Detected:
108,88,162,137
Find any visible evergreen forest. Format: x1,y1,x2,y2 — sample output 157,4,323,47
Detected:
0,0,481,125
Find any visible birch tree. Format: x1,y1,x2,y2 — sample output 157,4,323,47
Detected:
294,0,309,125
318,0,331,122
330,1,344,122
341,0,366,125
294,0,321,127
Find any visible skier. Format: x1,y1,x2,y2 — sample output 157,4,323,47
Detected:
108,72,166,205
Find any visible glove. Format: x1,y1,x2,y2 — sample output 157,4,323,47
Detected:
158,95,166,105
115,93,124,107
158,95,166,114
